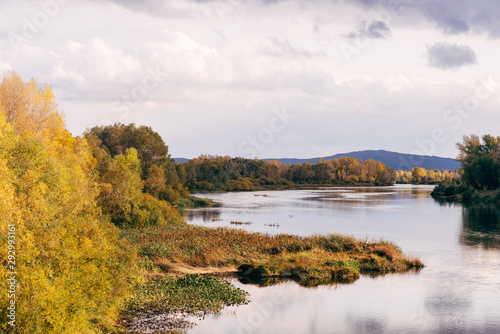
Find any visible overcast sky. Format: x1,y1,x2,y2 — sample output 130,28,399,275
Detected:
1,0,499,159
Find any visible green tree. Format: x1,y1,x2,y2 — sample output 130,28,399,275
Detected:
85,123,184,201
457,134,500,190
98,148,144,225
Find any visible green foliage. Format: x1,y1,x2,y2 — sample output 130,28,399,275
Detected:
87,138,184,228
98,148,144,224
176,196,214,208
457,134,500,190
127,274,249,315
432,134,500,204
85,123,187,203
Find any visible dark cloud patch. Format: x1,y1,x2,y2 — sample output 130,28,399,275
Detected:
425,42,478,70
438,18,470,35
348,20,390,39
420,1,471,35
348,0,500,38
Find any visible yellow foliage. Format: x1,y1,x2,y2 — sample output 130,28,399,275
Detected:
0,91,138,333
0,71,65,146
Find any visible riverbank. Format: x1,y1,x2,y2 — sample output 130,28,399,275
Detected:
119,223,423,332
430,183,500,205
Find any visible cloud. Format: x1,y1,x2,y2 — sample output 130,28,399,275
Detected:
349,0,500,38
0,32,221,101
425,42,478,70
95,0,500,39
348,20,391,39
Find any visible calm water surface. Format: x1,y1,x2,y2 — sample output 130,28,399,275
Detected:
184,185,500,334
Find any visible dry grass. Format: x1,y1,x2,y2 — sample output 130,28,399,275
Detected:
122,224,424,285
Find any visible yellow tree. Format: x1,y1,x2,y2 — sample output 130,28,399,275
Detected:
0,71,64,144
0,75,138,333
411,167,426,184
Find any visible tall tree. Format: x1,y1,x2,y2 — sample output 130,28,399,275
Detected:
0,71,64,143
457,134,500,190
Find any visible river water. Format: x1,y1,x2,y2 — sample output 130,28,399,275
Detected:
183,185,500,334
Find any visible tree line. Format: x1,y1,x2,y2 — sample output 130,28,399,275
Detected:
182,155,458,191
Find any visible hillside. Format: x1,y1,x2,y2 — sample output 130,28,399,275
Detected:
264,150,460,171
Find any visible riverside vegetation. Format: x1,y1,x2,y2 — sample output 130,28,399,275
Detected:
431,135,500,205
0,72,423,333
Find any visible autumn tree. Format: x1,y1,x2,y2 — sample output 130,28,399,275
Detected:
411,167,427,184
0,71,64,143
144,164,167,197
85,123,187,202
0,112,137,333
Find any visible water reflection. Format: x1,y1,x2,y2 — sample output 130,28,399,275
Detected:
460,206,500,249
184,186,500,334
185,185,436,230
183,208,222,223
237,274,357,288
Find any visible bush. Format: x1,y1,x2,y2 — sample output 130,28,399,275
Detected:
444,185,456,196
462,187,475,203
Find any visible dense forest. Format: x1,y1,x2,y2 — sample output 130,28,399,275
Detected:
431,135,500,204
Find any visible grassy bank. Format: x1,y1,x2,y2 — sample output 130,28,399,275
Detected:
175,196,215,208
122,224,423,286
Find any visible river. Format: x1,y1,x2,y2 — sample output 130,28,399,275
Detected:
183,185,500,334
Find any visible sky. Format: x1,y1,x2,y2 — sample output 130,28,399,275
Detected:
1,0,499,159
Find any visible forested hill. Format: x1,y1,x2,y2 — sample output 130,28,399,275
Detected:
175,150,459,171
262,150,460,171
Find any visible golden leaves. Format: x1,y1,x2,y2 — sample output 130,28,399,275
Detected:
0,71,65,144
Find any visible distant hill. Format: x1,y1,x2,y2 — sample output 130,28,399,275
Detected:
174,150,460,171
263,150,460,171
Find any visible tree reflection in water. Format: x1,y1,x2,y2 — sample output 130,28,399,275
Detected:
460,205,500,249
